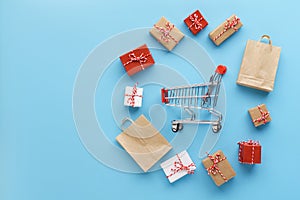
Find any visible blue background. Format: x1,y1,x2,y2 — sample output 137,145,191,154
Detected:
1,0,299,199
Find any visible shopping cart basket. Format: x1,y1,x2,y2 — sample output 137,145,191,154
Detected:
161,65,226,133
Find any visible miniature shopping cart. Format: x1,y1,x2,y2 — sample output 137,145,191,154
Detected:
161,65,226,133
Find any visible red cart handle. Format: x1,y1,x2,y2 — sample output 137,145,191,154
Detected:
215,65,227,75
161,88,169,103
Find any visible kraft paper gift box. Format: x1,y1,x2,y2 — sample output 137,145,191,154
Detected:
184,10,208,35
124,84,143,107
236,35,281,92
238,140,261,164
202,150,236,186
248,104,271,127
116,115,172,172
119,44,155,76
209,14,242,46
150,16,184,51
160,150,196,183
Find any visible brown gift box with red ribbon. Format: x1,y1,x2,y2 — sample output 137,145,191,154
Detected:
202,150,236,186
150,16,184,51
248,104,271,127
119,44,155,76
184,10,208,35
209,14,243,46
238,140,261,164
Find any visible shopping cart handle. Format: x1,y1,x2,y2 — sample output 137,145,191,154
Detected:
215,65,227,75
161,88,169,103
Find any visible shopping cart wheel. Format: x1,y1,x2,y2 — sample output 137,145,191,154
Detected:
212,124,222,133
171,121,183,132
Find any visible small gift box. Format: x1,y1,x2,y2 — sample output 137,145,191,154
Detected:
160,150,196,183
116,115,172,172
150,16,184,51
119,44,155,76
202,150,236,186
184,10,208,35
248,104,271,127
209,14,243,46
124,83,143,107
238,140,261,164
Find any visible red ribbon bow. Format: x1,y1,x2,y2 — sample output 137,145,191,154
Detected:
124,52,149,70
253,105,270,124
214,16,240,41
244,140,259,146
154,22,178,43
166,154,195,178
206,153,228,181
125,83,142,107
189,14,203,30
238,140,259,146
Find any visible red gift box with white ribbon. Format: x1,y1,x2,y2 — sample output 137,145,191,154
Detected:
120,44,155,76
238,140,261,164
184,10,208,35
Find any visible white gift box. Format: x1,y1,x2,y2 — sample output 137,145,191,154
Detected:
160,150,196,183
124,86,143,107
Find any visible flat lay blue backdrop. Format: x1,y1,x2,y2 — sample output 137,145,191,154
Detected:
1,0,299,200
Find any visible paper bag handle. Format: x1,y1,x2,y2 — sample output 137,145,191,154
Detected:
121,117,134,131
259,35,272,45
120,116,160,139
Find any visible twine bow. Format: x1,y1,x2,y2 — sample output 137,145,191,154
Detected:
214,16,240,41
206,153,228,181
166,154,195,178
125,83,142,107
124,52,150,71
244,140,259,146
154,22,178,43
189,13,203,30
252,105,270,124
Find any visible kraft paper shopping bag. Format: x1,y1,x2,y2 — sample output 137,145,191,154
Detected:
116,115,172,172
236,35,281,92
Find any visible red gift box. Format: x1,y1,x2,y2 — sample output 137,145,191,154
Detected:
119,44,155,76
238,140,261,164
184,10,208,35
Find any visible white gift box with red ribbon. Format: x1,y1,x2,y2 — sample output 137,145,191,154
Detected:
160,150,196,183
124,85,143,107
